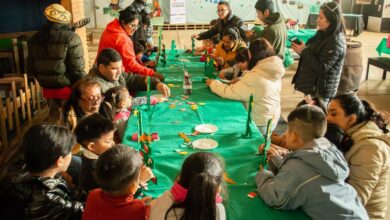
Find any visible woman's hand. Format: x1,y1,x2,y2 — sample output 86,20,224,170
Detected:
205,78,214,87
156,83,171,97
291,42,306,55
218,72,226,79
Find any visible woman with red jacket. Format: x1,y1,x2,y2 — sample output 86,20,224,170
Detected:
97,7,164,80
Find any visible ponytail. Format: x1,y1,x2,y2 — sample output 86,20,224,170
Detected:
361,100,389,133
164,152,224,220
181,173,218,220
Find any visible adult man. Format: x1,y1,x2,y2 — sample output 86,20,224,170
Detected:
89,48,170,96
252,0,287,60
29,4,86,122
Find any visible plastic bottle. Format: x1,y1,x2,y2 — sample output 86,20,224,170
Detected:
183,69,192,95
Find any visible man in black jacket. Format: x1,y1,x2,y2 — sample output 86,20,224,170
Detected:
29,4,86,123
192,1,247,42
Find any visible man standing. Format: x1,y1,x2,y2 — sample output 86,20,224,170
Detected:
253,0,287,60
29,4,86,122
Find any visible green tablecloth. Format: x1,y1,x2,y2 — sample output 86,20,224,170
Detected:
286,29,317,47
376,38,390,56
122,53,309,220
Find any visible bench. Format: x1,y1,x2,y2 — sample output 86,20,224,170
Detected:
365,57,390,81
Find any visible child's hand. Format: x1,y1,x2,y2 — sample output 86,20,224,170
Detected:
192,34,199,39
139,166,155,186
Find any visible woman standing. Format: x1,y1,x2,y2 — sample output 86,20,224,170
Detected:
97,7,163,80
292,2,346,105
192,1,247,42
327,94,390,219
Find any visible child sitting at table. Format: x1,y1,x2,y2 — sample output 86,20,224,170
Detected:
82,144,154,220
255,105,368,219
134,41,155,68
104,86,165,141
218,47,249,81
74,113,116,196
198,35,220,62
7,124,84,219
150,152,226,220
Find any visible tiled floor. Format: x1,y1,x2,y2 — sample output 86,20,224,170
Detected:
88,29,390,218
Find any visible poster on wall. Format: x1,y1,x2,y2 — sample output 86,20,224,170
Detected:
383,0,390,18
91,0,154,28
170,0,186,24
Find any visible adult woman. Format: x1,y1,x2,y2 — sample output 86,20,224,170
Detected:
327,94,390,219
212,28,246,70
206,38,284,136
97,6,163,80
192,1,247,42
292,2,346,104
62,77,111,132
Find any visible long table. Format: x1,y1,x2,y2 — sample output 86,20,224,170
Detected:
123,52,308,220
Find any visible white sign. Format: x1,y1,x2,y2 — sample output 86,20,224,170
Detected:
169,0,186,24
383,0,390,18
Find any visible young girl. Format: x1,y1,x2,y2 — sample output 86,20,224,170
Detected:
150,152,226,220
218,47,249,81
197,36,220,62
104,86,163,141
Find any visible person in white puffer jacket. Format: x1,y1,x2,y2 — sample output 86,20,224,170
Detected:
206,38,285,136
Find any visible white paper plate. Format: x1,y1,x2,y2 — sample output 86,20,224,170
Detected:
195,124,218,134
192,138,218,150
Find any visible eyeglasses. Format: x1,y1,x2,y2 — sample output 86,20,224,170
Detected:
216,9,229,13
128,23,140,29
321,3,339,12
81,95,105,105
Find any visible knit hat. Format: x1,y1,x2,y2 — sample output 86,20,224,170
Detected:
44,4,71,24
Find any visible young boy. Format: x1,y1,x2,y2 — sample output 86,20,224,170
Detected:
134,41,155,68
82,144,153,220
256,105,368,219
7,124,84,219
74,113,116,195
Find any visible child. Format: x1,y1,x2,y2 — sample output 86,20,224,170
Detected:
150,152,226,220
256,105,368,219
82,144,154,220
8,124,84,219
74,113,116,195
134,41,155,68
198,35,220,62
218,47,249,81
104,86,163,141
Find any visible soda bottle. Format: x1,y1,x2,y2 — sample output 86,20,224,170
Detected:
183,69,192,95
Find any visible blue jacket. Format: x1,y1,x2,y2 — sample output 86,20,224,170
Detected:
255,138,368,220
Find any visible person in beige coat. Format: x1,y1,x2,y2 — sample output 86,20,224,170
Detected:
327,94,390,219
206,38,285,135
